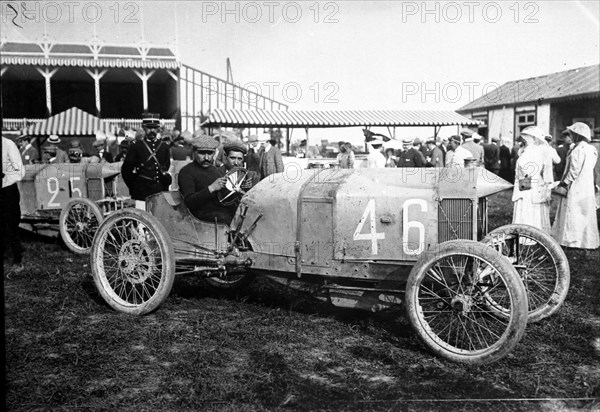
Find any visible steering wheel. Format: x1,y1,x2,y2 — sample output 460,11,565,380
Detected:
218,167,251,206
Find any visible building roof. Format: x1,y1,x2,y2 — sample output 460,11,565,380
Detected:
204,109,480,128
27,107,116,136
459,64,600,112
0,41,179,70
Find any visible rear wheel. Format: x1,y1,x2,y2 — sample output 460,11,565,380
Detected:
405,240,528,365
91,209,175,315
59,198,103,254
482,224,570,323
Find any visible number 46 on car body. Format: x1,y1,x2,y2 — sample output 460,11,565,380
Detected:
353,199,428,256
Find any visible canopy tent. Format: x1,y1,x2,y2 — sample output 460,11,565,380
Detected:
202,109,481,128
26,107,117,136
202,108,481,154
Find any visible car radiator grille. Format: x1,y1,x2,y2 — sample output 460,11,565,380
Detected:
437,198,487,242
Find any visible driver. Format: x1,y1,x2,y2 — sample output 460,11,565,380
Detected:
178,136,238,224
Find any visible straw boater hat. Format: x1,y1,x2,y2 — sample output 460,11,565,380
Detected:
47,134,61,144
460,128,474,139
566,122,592,141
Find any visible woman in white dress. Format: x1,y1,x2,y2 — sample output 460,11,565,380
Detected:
552,122,599,249
512,126,554,233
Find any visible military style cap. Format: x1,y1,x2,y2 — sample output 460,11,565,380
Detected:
223,140,248,155
142,113,161,128
191,136,219,150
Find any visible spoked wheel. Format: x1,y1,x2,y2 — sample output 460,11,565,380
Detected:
59,198,103,254
405,240,528,365
91,208,175,315
218,167,251,206
482,224,570,323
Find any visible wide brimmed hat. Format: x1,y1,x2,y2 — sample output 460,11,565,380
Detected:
566,122,591,141
142,113,161,128
520,126,545,142
47,134,61,144
191,136,219,150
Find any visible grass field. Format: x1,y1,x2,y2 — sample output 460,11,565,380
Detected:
4,191,600,411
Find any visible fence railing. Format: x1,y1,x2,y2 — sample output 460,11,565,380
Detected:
103,118,177,130
2,118,45,131
2,118,177,132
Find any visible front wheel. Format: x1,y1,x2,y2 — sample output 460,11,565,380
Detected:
59,198,103,254
405,240,528,365
482,224,570,323
91,208,175,315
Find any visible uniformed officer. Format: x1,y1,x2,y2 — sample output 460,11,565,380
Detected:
122,113,172,208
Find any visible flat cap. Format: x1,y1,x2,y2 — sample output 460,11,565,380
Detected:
449,135,462,143
223,140,247,155
491,136,500,142
460,128,474,137
191,136,219,150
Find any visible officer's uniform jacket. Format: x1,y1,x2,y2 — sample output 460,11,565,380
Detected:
122,137,171,200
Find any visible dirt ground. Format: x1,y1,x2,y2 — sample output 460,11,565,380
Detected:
4,191,600,411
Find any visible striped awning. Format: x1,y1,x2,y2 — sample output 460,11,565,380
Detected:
27,107,116,136
204,109,481,128
1,56,180,70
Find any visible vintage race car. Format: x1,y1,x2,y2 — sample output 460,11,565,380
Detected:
90,165,569,365
19,161,131,254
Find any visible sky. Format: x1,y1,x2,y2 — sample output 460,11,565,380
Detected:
1,0,599,142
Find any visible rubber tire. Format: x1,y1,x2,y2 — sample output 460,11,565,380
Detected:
91,208,175,315
405,240,528,365
482,224,570,323
59,198,103,254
